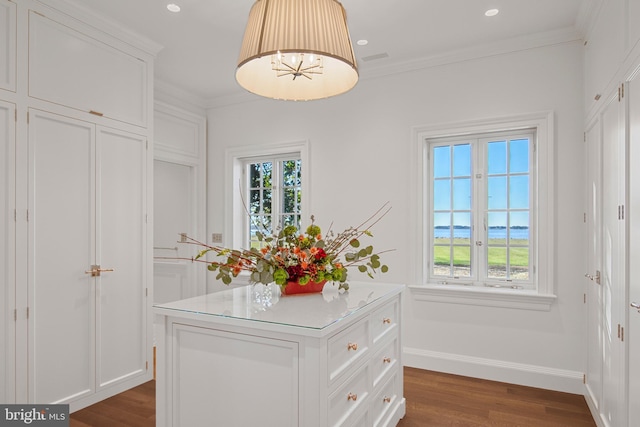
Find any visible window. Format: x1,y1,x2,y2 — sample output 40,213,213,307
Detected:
246,156,302,249
225,140,309,259
429,131,534,288
410,113,555,310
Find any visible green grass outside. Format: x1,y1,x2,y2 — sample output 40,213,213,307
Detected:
433,238,529,267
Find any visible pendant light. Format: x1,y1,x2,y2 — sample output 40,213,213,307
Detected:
236,0,359,101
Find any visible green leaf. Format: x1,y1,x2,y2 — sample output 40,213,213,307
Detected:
381,265,389,273
371,259,381,269
350,239,360,248
366,246,374,255
345,253,356,262
358,265,367,273
358,249,368,258
260,270,273,284
196,249,210,260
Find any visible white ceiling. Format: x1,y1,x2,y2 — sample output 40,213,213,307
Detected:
68,0,595,105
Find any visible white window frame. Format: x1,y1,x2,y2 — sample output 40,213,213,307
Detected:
427,130,536,288
409,113,556,311
243,154,303,249
225,140,310,252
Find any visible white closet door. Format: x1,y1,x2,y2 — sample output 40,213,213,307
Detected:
1,100,15,403
627,76,640,427
584,118,603,412
96,127,147,389
28,110,96,404
600,92,625,427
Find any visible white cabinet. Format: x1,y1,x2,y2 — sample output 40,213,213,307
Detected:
0,100,15,404
0,0,156,408
27,109,150,410
0,0,16,92
584,67,640,427
28,9,148,127
155,283,406,427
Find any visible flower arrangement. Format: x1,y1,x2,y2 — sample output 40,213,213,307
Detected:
187,204,392,293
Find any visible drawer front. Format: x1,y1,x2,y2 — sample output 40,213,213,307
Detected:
372,373,399,427
348,409,369,427
371,300,398,346
328,317,369,384
328,365,370,427
372,335,399,388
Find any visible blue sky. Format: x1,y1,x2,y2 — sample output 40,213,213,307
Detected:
433,138,530,228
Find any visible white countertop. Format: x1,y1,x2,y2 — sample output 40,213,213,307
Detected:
153,281,404,336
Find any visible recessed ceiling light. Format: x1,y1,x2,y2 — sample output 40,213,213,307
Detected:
485,8,499,17
357,40,368,46
167,3,181,13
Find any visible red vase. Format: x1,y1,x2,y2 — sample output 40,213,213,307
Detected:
281,279,327,295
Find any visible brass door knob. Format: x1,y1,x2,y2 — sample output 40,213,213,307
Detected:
84,265,115,277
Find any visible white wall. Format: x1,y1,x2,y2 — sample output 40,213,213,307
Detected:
206,41,585,392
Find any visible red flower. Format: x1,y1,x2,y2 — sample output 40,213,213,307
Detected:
315,248,327,260
286,265,304,280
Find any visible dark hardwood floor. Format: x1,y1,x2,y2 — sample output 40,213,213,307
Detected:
70,367,595,426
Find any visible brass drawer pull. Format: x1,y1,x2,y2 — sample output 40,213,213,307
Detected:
383,318,392,324
347,393,357,401
383,396,391,403
383,357,391,363
347,342,358,351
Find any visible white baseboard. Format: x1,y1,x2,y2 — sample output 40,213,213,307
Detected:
403,346,584,394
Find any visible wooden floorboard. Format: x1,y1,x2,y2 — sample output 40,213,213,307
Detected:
70,367,595,426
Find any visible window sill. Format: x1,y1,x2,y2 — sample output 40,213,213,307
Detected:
408,284,556,311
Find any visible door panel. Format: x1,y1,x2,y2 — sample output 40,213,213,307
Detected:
628,77,640,426
600,92,625,427
153,160,196,303
585,119,603,410
28,110,95,404
1,100,15,403
96,128,146,388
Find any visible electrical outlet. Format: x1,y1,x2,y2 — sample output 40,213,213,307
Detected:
211,233,223,243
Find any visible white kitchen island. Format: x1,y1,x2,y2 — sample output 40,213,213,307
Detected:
154,281,405,427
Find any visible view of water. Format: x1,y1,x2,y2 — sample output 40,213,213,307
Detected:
435,227,529,240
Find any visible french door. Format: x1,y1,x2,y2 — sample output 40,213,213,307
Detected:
27,109,149,408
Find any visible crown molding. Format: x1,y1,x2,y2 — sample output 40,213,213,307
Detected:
358,27,584,82
36,0,164,56
155,80,208,114
202,26,584,109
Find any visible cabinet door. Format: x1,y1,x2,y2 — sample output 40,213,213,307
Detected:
28,10,147,126
600,90,626,427
27,110,149,405
1,100,15,403
584,118,603,412
28,110,96,404
627,74,640,427
0,0,16,92
96,127,147,389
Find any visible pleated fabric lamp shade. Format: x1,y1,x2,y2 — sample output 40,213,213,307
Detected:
236,0,359,101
